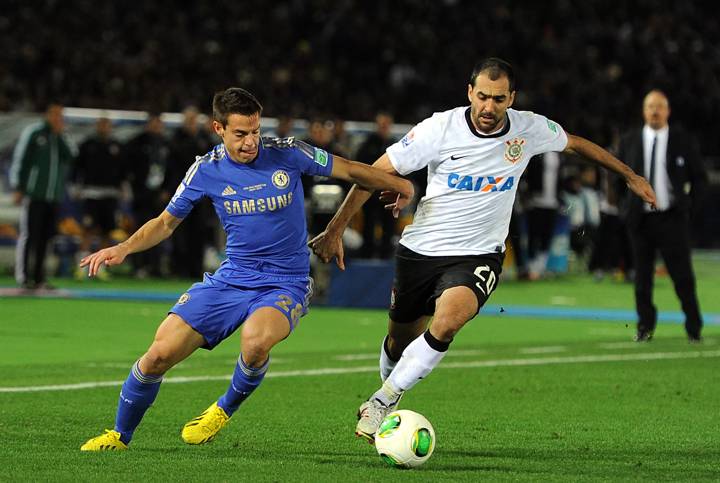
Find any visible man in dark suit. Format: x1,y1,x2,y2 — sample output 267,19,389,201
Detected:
618,89,707,342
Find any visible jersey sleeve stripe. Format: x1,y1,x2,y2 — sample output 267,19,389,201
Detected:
183,159,201,185
292,139,316,160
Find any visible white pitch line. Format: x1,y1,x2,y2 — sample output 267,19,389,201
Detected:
549,296,576,306
598,342,645,349
2,350,719,393
518,346,567,354
333,349,485,361
333,354,377,361
439,350,720,369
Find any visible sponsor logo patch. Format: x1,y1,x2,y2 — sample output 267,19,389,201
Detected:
400,130,415,147
447,173,515,192
313,148,329,167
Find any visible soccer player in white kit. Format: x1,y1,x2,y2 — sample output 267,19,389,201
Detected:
310,58,656,442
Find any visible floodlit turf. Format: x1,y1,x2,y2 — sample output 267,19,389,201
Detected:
1,260,719,481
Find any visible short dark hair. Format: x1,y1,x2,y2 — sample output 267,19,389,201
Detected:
212,87,263,126
469,58,515,92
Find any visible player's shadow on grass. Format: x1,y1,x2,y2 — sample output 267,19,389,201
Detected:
494,446,720,461
295,449,386,468
437,449,501,458
419,450,536,474
440,447,720,478
293,448,506,472
139,444,720,479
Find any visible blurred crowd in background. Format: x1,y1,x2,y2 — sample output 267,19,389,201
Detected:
2,1,720,156
0,0,718,284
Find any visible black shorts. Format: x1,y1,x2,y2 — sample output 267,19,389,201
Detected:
389,244,504,323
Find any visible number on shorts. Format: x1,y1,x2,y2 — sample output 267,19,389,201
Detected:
473,265,496,295
275,294,293,312
290,303,303,327
275,296,303,328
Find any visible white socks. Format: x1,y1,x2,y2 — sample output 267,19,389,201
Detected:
372,331,450,406
379,336,398,382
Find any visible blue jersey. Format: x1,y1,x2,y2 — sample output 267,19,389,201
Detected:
166,137,334,278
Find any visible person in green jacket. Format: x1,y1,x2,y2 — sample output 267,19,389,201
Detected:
9,102,76,289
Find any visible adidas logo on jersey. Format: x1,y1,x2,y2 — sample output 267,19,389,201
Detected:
222,185,237,196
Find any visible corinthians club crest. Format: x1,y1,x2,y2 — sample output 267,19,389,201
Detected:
504,138,525,164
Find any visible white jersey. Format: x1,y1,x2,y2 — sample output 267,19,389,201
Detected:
387,107,568,256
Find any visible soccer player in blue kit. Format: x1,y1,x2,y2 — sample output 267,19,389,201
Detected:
79,87,414,451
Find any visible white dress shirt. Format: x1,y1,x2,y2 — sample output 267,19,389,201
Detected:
643,124,671,211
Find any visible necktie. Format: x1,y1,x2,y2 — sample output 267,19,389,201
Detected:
648,135,657,189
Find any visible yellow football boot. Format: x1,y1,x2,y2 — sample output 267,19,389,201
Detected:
80,429,128,451
181,402,230,444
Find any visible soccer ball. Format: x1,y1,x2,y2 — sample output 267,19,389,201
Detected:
374,409,435,468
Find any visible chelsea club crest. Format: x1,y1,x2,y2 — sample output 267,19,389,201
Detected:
504,138,525,164
272,170,290,189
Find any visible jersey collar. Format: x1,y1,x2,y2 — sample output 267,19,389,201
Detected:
464,107,511,139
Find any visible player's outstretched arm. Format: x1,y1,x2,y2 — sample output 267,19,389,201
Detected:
310,153,407,270
564,134,657,208
330,153,413,215
79,210,182,277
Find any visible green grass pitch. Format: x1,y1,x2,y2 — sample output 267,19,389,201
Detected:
1,257,719,482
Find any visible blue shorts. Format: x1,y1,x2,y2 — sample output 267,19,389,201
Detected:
170,269,314,350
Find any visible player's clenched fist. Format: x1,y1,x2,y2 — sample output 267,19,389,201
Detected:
308,231,345,270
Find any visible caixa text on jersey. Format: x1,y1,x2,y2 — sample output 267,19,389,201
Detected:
447,173,515,192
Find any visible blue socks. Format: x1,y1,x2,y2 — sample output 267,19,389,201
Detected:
114,361,163,445
217,355,269,416
111,355,267,444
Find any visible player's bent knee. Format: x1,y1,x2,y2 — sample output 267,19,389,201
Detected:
138,315,205,375
240,342,271,368
237,307,292,368
430,327,458,343
429,317,467,342
240,329,277,367
139,348,175,375
241,324,271,346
